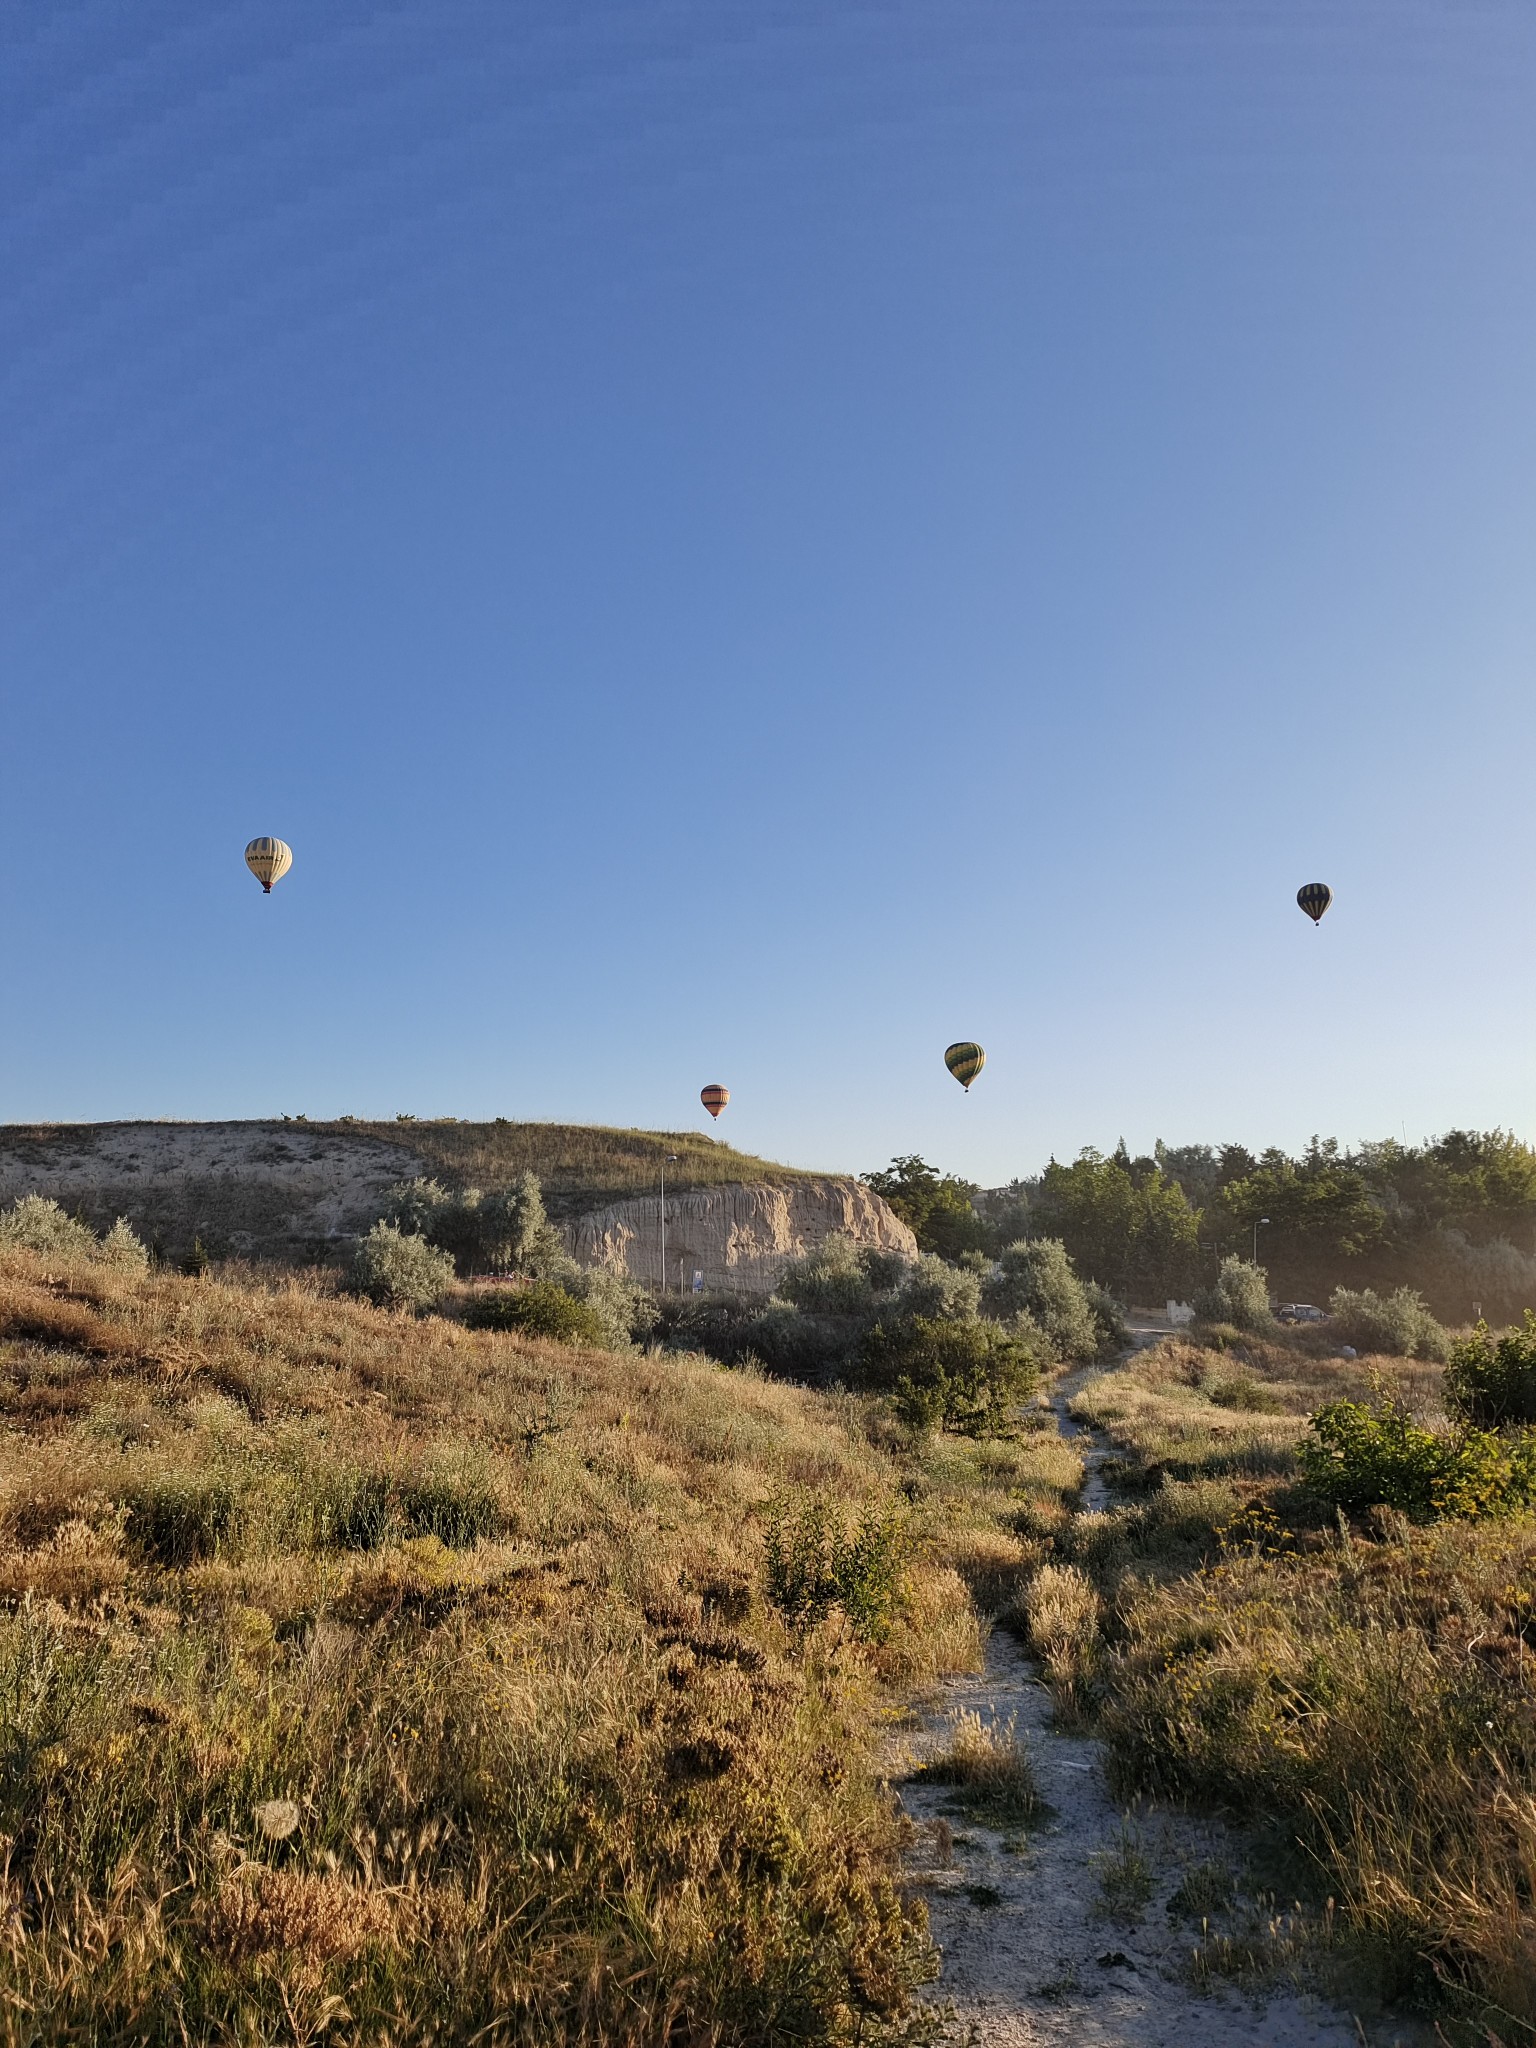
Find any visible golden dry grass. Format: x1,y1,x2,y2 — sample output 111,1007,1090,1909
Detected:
1070,1331,1446,1484
0,1242,992,2044
319,1117,828,1213
1051,1330,1536,2033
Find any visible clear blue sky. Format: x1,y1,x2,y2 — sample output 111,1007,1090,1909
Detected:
2,1,1533,1187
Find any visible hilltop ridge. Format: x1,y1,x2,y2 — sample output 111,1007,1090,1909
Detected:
0,1120,893,1287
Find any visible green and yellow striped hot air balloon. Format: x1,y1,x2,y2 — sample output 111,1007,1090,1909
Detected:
944,1042,985,1092
245,837,293,895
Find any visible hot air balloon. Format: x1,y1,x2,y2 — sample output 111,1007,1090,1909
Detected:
944,1042,985,1092
701,1084,730,1120
1297,883,1332,926
245,838,293,894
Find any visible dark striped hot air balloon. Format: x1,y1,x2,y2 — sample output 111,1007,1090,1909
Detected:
245,838,293,894
701,1084,730,1120
944,1042,985,1092
1297,883,1332,926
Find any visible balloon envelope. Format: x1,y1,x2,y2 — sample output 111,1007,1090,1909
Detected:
700,1084,730,1120
244,838,293,894
1297,882,1332,925
944,1042,985,1092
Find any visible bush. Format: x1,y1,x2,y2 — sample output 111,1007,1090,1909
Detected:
866,1315,1038,1437
464,1282,609,1347
1299,1398,1536,1520
1083,1280,1128,1357
919,1709,1037,1826
1446,1312,1536,1425
566,1265,657,1349
1194,1256,1272,1334
350,1222,456,1310
1328,1285,1449,1361
96,1218,150,1271
893,1253,982,1323
124,1474,240,1566
0,1196,100,1262
381,1173,573,1279
299,1466,500,1550
308,1467,394,1551
774,1234,884,1317
981,1238,1103,1361
396,1471,502,1548
762,1491,905,1641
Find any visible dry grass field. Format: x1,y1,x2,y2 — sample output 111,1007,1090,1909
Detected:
332,1120,827,1216
1056,1328,1536,2038
0,1240,1077,2045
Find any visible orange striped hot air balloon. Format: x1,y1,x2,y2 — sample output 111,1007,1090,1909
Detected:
701,1084,730,1120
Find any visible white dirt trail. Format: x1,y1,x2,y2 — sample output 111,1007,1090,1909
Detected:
896,1322,1424,2048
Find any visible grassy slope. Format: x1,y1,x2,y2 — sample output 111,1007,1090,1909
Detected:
0,1119,831,1225
325,1119,829,1215
0,1243,1078,2044
1056,1330,1536,2035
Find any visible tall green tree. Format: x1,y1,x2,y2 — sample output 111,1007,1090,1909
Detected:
1032,1148,1202,1300
861,1156,990,1259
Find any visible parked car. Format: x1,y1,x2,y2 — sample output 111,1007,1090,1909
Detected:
1275,1302,1326,1324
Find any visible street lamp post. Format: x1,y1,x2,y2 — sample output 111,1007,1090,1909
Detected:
659,1154,678,1293
1253,1216,1270,1264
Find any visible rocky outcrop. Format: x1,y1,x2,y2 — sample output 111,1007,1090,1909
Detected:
563,1178,917,1295
0,1122,424,1263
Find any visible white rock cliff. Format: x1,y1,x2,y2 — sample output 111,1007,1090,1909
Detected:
563,1177,917,1294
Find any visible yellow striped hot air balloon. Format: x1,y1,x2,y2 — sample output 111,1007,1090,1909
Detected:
245,837,293,894
1296,882,1332,925
944,1042,985,1092
701,1084,730,1120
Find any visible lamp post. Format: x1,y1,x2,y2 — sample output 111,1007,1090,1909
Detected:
1253,1216,1270,1264
659,1154,678,1294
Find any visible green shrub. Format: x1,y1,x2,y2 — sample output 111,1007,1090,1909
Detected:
763,1491,906,1641
96,1218,150,1271
1446,1313,1536,1425
866,1315,1038,1437
396,1471,502,1548
981,1238,1103,1361
1328,1286,1449,1361
350,1222,456,1310
1299,1399,1536,1520
381,1172,574,1278
1194,1256,1272,1334
308,1467,394,1550
895,1253,982,1323
566,1266,657,1349
775,1234,884,1317
0,1196,99,1262
297,1465,499,1550
464,1281,609,1347
124,1474,240,1566
1084,1280,1128,1357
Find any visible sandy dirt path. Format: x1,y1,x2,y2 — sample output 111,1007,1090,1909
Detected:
896,1327,1423,2048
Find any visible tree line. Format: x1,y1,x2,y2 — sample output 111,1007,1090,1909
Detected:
864,1129,1536,1322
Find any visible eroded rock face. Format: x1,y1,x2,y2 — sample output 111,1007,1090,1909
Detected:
0,1122,424,1263
564,1178,917,1295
